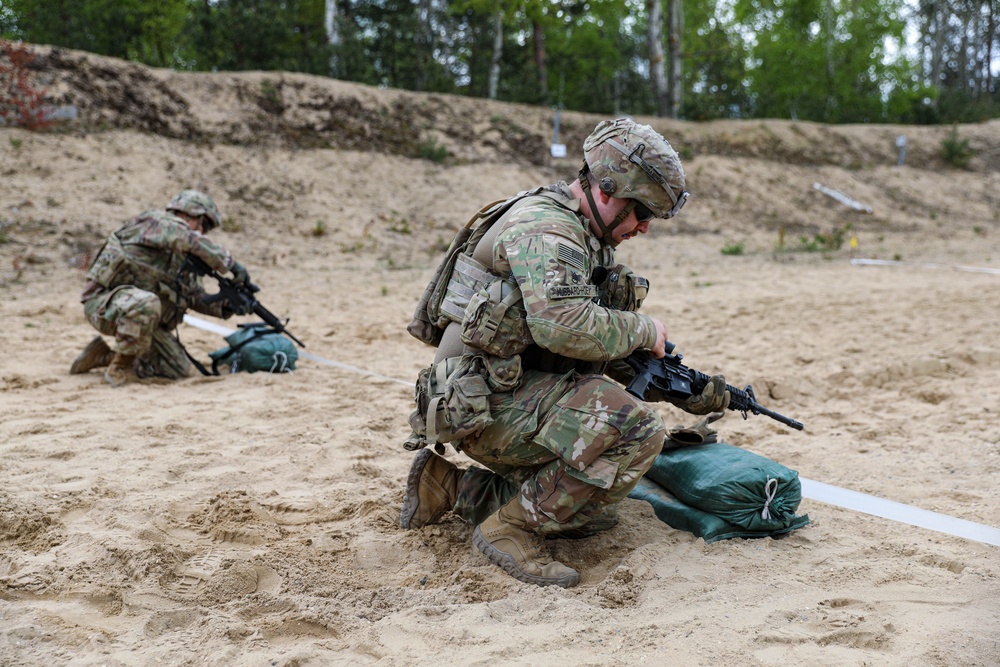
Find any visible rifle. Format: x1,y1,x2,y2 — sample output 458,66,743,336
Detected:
183,255,305,348
623,342,803,430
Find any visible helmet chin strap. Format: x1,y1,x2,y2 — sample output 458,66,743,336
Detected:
578,165,635,247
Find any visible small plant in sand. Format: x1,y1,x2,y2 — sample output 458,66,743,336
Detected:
941,126,973,168
720,242,745,256
418,137,448,163
221,216,242,233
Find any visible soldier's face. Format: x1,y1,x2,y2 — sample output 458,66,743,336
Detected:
186,215,205,233
614,210,651,244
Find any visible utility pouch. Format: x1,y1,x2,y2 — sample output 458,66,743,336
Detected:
407,354,494,448
599,264,649,312
86,234,132,288
406,226,473,347
406,191,551,348
460,277,533,358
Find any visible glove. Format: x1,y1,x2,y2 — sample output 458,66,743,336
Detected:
683,375,730,415
221,296,253,318
230,261,250,286
666,411,724,448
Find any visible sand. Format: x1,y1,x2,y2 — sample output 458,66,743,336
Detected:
1,45,998,666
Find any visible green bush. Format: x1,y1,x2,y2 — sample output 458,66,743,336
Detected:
941,126,973,168
418,138,448,163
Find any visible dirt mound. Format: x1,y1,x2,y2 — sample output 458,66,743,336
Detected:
23,44,1000,173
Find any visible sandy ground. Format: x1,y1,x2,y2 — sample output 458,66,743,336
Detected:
1,46,999,666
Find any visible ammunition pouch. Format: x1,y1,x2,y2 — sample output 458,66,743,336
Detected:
404,353,523,450
599,264,649,312
86,234,133,288
460,276,533,358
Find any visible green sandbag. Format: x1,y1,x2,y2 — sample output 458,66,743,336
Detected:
629,478,809,543
209,324,298,373
629,441,809,541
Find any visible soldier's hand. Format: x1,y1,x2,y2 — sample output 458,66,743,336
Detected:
230,261,250,286
224,295,254,318
684,375,730,415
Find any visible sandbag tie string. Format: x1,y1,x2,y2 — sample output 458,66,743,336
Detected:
761,477,778,520
270,351,290,373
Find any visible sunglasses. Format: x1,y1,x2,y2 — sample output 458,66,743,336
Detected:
633,202,655,223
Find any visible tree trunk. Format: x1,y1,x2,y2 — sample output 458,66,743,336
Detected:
488,7,503,100
666,0,683,118
325,0,340,77
647,0,669,116
929,0,946,108
987,0,995,95
415,0,433,91
532,20,548,104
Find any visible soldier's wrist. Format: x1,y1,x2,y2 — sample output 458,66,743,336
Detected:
636,314,658,350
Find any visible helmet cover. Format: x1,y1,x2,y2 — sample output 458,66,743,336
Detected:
583,118,687,219
167,189,222,231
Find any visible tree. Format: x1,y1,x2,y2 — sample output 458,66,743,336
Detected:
647,0,669,116
734,0,911,122
665,0,683,117
6,0,188,67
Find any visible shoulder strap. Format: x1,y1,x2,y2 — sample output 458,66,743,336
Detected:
463,186,577,255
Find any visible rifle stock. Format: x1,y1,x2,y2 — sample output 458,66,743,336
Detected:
624,343,803,431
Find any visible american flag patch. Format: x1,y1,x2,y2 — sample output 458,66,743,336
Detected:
557,243,586,270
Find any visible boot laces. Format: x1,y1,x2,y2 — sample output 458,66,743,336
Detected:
525,531,553,564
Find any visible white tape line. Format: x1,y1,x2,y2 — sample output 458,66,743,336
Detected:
851,258,1000,275
183,314,1000,547
183,315,411,386
801,478,1000,547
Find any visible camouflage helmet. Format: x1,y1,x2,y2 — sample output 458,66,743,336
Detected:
166,189,222,231
583,118,688,219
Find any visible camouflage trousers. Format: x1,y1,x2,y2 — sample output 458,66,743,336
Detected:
83,286,191,379
454,369,665,534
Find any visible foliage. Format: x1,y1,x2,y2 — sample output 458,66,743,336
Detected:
733,0,911,122
0,39,50,130
720,242,745,256
795,226,847,252
941,126,973,168
1,0,997,124
5,0,189,67
186,0,333,74
417,137,449,163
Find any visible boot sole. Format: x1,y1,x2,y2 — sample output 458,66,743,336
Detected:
399,448,433,529
472,526,580,588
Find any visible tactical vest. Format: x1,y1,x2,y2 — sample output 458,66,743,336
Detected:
86,214,201,328
406,186,579,350
404,187,582,450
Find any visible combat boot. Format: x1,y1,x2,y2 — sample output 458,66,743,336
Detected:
400,448,460,529
70,336,114,374
104,353,138,388
553,505,619,540
472,497,580,588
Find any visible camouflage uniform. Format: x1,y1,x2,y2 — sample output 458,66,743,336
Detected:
438,183,665,534
80,209,234,379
